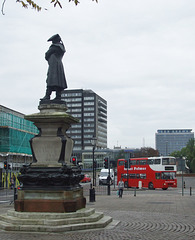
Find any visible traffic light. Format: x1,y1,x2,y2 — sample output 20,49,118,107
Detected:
4,161,11,170
71,156,77,165
4,161,7,170
104,157,108,169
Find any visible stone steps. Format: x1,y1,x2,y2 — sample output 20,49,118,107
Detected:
7,208,95,219
0,208,113,232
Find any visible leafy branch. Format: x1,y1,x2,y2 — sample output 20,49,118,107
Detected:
1,0,98,15
16,0,42,11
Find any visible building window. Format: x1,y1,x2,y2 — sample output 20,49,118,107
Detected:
84,107,94,111
84,102,94,106
72,114,82,118
67,103,82,107
84,129,94,133
84,118,94,122
84,134,93,138
84,123,94,127
84,113,94,117
84,97,94,100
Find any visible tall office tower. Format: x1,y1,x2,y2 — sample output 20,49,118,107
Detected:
155,129,194,155
61,89,107,151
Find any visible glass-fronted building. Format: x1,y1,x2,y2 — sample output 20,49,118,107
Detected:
155,129,194,155
0,105,38,187
0,105,38,155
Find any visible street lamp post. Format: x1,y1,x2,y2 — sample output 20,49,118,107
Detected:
182,157,186,196
91,136,97,186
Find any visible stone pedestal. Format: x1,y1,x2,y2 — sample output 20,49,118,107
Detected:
15,102,86,213
25,103,77,167
15,188,86,213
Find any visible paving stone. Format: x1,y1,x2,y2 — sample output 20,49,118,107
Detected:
0,191,194,240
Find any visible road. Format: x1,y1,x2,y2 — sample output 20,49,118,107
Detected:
0,177,194,240
0,176,194,204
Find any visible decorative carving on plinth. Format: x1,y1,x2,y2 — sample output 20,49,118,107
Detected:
18,164,84,190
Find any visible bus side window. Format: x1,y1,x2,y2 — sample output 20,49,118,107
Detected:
162,158,169,165
118,160,124,166
140,160,147,165
130,174,136,179
154,159,160,164
155,173,161,179
148,159,153,165
140,174,146,179
130,160,137,165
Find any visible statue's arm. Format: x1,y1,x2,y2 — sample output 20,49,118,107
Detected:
45,46,59,61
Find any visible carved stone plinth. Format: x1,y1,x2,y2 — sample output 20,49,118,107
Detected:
15,102,86,213
24,103,78,167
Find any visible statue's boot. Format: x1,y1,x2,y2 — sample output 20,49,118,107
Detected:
40,88,52,100
53,90,61,100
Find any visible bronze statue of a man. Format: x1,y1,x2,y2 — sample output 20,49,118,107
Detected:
41,34,67,101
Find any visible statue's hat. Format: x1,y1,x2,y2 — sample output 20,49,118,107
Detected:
47,34,61,42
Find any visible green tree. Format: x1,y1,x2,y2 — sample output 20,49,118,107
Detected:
115,150,125,161
171,138,195,173
134,147,159,158
114,148,159,161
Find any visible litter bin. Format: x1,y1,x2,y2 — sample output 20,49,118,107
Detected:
89,188,95,202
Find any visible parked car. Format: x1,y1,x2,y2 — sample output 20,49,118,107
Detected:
80,174,91,183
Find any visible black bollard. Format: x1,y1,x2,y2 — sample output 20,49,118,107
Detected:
14,188,17,201
89,188,95,202
190,187,192,196
107,184,111,195
134,188,136,197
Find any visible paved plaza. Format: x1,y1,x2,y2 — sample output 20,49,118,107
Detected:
0,187,195,240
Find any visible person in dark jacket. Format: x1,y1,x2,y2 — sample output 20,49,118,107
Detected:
41,34,67,101
118,178,124,198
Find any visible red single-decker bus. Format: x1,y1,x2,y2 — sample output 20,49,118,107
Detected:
117,156,177,190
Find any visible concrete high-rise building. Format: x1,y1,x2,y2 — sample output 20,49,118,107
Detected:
61,89,107,151
155,129,194,155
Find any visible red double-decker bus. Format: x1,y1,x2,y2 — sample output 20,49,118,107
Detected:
117,156,177,190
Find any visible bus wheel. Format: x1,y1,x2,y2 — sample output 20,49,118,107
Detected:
162,188,168,190
124,181,128,188
148,182,154,190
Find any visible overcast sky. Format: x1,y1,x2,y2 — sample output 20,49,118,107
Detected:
1,0,195,149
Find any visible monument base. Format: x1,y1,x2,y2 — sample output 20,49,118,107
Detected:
15,188,86,213
0,208,115,232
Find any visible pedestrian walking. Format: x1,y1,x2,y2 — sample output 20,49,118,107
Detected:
118,178,124,198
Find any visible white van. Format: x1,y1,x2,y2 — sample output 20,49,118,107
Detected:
99,169,114,185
